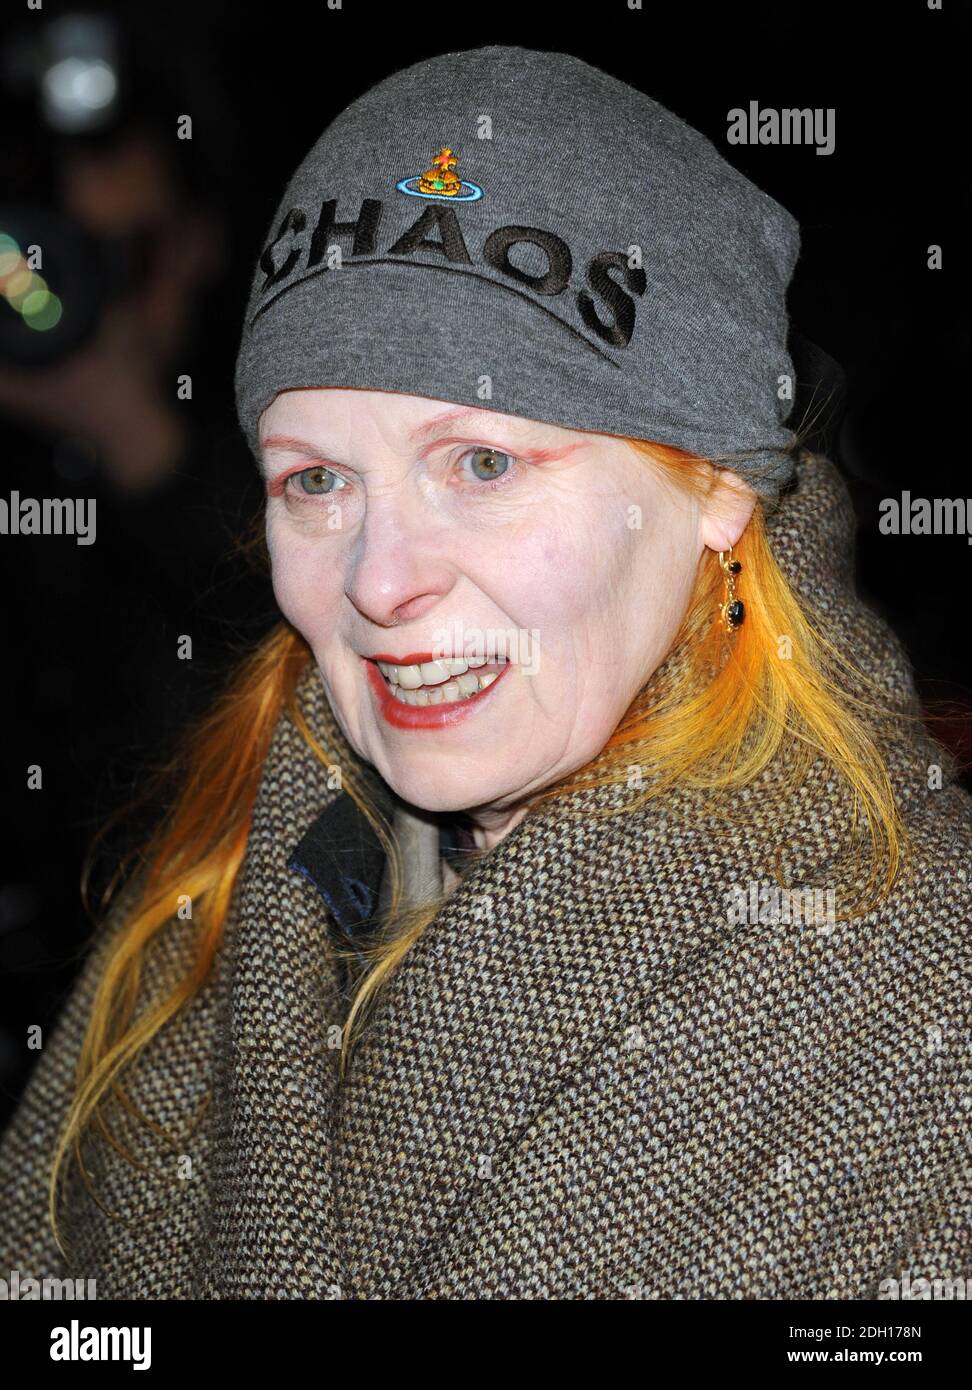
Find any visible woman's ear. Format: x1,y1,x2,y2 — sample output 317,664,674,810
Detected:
699,466,759,553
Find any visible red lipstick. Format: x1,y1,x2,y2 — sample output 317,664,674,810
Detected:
364,655,511,730
370,652,441,665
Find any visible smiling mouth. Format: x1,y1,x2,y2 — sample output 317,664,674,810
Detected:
373,654,509,707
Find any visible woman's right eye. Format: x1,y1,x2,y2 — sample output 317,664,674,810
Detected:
288,465,348,496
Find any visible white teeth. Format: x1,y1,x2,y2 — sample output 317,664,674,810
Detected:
385,667,503,706
419,661,451,686
396,664,424,690
376,655,505,688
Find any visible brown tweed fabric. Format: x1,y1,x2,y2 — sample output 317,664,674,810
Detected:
1,450,970,1299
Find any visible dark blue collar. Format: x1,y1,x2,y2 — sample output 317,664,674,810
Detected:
286,792,472,948
287,792,387,946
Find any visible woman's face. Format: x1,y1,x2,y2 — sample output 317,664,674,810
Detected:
261,388,753,821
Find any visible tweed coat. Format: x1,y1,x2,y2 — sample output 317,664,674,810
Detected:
1,449,970,1300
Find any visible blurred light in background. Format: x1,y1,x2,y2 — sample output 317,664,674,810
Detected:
0,231,63,331
38,15,119,134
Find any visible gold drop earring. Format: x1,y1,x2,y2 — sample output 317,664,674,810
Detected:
718,546,745,632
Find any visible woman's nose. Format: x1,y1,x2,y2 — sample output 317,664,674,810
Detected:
343,496,457,629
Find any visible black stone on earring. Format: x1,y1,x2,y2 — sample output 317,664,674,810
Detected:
726,599,745,626
729,560,742,574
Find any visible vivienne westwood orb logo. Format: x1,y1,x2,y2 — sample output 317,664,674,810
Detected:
396,146,483,202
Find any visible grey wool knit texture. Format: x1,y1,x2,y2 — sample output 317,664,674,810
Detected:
234,45,802,502
1,451,971,1299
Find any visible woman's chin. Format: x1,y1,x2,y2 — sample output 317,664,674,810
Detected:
370,761,522,817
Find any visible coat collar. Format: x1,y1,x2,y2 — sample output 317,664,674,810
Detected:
287,792,387,942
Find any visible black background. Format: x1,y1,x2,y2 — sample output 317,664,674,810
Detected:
1,0,969,1127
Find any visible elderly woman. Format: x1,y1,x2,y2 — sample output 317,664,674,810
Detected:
2,45,970,1302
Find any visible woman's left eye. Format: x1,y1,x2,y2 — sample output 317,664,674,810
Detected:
456,447,516,486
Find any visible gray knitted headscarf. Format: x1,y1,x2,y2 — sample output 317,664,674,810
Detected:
234,44,802,503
